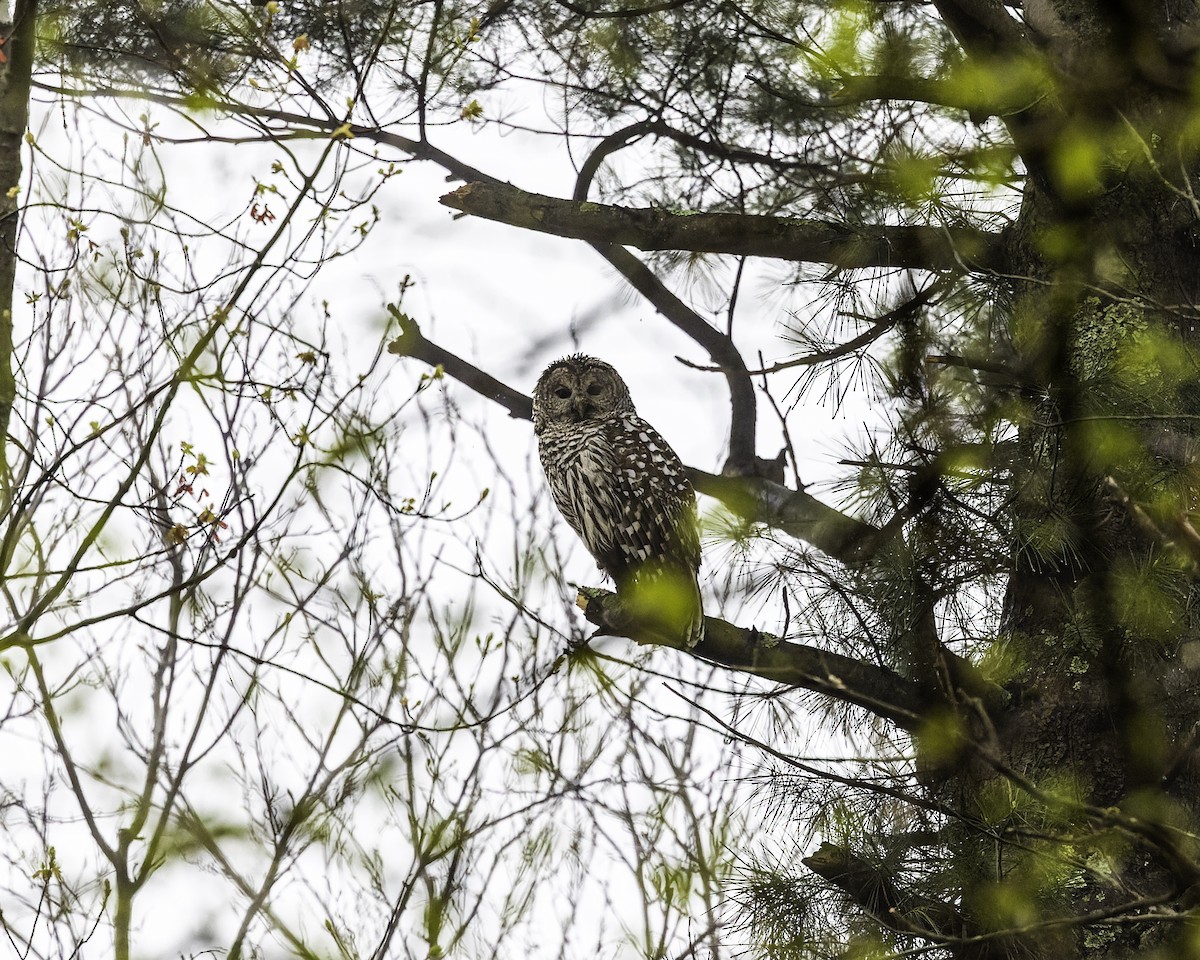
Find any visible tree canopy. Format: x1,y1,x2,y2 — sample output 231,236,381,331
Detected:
4,2,1200,959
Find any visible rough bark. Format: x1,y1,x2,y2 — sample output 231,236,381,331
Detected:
918,5,1200,958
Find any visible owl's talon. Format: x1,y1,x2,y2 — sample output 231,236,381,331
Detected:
575,585,607,605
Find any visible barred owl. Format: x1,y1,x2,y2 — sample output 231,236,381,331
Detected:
533,354,703,647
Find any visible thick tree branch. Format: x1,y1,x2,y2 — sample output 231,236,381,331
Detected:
833,73,1031,117
576,589,927,729
440,182,1007,273
931,0,1029,54
688,469,882,565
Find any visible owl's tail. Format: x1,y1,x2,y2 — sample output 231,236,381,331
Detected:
626,566,705,649
681,574,705,649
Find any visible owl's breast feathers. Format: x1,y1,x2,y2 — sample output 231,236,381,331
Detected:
536,413,699,586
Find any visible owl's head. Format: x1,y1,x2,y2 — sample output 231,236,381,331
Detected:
533,354,635,433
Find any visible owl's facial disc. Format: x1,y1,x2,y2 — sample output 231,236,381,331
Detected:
550,376,604,420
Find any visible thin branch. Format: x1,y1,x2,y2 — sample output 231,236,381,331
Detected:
685,277,953,376
385,306,533,420
596,244,760,473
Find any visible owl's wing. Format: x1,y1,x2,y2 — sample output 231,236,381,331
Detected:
602,415,700,583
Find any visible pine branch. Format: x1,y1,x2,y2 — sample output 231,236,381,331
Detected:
801,842,978,949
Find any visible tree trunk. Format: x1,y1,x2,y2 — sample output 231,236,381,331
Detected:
0,0,35,486
957,6,1200,950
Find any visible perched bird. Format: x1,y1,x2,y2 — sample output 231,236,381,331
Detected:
533,354,703,647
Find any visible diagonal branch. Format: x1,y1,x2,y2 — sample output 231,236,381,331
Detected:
385,307,533,421
440,182,1008,273
688,469,882,564
591,243,760,474
387,320,877,561
685,276,953,376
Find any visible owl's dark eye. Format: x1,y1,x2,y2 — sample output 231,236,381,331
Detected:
554,386,572,399
586,383,603,396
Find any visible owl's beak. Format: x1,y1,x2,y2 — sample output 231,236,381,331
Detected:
570,397,596,420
